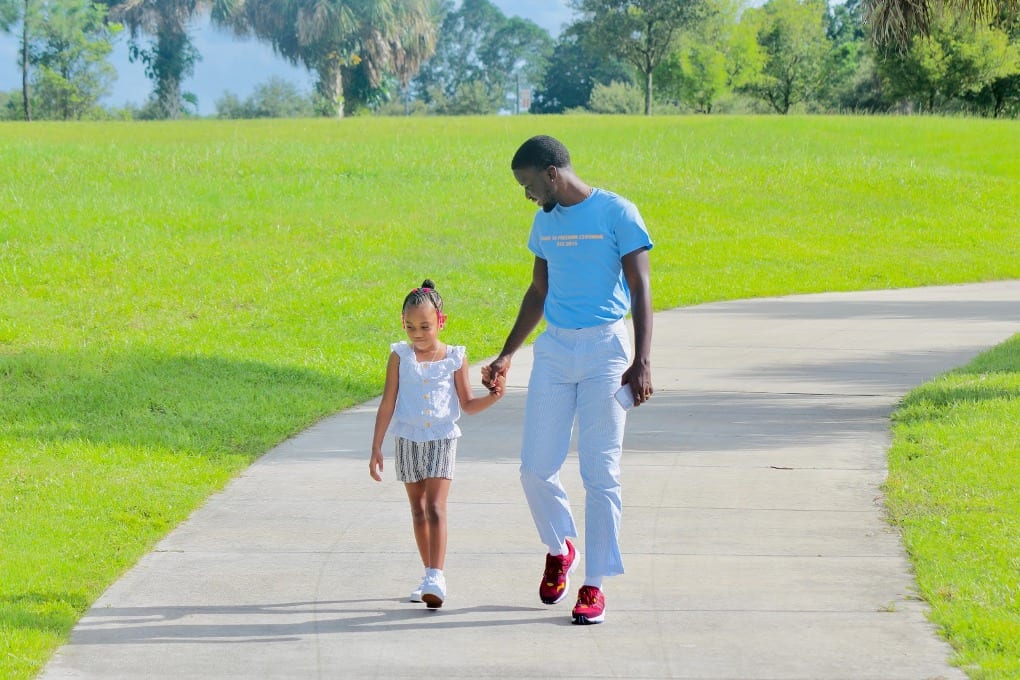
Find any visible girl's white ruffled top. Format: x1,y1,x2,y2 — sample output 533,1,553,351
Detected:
389,341,465,443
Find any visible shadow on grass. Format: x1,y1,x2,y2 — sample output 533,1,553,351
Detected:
0,592,91,637
0,349,376,675
893,335,1020,426
0,348,369,460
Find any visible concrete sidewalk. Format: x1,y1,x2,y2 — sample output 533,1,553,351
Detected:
41,282,1020,680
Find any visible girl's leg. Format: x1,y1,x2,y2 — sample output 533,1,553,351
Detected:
419,477,451,608
404,481,430,569
422,477,452,569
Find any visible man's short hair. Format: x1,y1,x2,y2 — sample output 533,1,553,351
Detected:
511,135,571,170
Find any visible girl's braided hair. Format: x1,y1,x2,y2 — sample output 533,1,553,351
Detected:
402,279,444,321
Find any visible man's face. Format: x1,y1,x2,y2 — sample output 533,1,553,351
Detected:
513,166,557,212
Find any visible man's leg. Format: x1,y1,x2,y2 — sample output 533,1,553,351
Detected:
576,321,631,581
576,377,627,580
568,322,629,624
520,329,578,550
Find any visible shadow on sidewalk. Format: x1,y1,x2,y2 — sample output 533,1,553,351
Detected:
67,600,563,645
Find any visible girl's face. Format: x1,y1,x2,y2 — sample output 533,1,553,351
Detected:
402,303,441,350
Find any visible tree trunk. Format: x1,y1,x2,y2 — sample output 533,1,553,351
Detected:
159,76,182,119
644,68,652,115
154,21,186,119
318,63,345,118
20,0,30,121
336,68,345,119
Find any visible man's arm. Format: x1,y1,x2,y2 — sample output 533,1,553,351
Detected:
621,247,653,406
483,256,548,387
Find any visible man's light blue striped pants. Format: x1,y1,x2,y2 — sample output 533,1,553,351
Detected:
520,318,631,580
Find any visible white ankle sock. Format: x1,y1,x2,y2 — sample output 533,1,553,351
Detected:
549,542,569,556
583,577,603,589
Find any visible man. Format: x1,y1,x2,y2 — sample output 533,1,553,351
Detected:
483,135,653,625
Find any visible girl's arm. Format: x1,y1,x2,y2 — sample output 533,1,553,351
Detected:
370,351,400,481
456,356,504,416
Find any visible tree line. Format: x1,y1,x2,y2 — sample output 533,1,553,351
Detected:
2,0,1018,121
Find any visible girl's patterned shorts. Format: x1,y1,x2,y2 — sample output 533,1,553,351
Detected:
395,436,457,482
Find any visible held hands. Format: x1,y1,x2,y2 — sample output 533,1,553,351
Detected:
486,371,506,399
482,356,510,392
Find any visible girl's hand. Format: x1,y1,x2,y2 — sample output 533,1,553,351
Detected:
369,451,384,482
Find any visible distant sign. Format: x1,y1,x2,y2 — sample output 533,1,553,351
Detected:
519,88,532,112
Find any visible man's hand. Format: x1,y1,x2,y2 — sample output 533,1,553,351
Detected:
621,360,653,407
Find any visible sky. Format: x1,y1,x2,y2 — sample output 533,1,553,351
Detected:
0,1,574,115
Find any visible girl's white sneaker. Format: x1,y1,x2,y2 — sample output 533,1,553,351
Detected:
421,573,446,609
410,576,427,603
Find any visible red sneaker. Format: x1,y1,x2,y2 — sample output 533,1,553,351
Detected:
571,585,606,625
539,539,577,604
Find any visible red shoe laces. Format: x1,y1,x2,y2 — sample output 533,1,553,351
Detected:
545,552,568,576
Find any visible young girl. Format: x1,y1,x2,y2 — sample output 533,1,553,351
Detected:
370,279,504,609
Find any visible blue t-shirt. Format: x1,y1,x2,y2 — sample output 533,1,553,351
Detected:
527,188,653,329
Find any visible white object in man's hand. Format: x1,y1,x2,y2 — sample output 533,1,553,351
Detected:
614,384,635,411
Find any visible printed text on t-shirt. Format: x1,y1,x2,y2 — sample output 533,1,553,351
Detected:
541,234,605,248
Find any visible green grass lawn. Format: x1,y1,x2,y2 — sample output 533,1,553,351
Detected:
1,115,1018,679
887,336,1020,680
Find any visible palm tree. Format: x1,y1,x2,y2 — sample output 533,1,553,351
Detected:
100,0,238,118
866,0,1019,44
217,0,440,117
